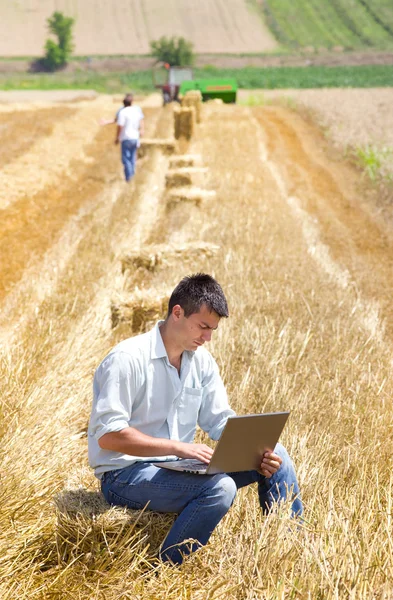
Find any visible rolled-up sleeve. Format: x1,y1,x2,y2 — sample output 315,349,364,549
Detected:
198,355,236,441
89,352,134,441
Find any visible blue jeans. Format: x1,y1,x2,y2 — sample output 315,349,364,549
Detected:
101,443,302,565
121,139,138,181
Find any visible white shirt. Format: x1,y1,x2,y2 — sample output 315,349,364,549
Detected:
117,105,144,141
88,322,235,478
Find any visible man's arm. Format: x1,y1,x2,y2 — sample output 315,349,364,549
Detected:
115,124,122,145
139,118,144,138
100,118,116,126
99,427,213,463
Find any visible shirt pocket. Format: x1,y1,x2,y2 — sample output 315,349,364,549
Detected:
177,387,203,428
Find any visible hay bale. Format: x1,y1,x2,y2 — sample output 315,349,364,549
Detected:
169,154,202,169
165,170,192,188
111,290,170,331
121,250,161,273
165,167,208,189
55,488,175,565
137,138,176,158
167,187,216,208
122,241,220,274
173,106,195,140
182,90,202,123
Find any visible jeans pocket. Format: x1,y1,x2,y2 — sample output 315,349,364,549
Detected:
108,488,145,510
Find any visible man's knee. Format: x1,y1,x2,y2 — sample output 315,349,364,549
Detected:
271,443,299,487
274,443,292,467
207,474,237,512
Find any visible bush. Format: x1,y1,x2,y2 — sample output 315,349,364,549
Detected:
43,11,75,71
150,36,194,66
43,40,66,72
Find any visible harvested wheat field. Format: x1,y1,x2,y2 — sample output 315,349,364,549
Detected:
0,0,277,56
1,89,393,599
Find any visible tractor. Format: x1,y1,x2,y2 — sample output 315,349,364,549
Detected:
153,63,237,105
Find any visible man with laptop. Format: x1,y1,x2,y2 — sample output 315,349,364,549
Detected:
88,273,303,565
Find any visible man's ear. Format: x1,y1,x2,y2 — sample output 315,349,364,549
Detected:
172,304,183,321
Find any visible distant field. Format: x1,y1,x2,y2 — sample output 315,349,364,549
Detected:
1,65,393,93
261,0,393,50
0,0,277,57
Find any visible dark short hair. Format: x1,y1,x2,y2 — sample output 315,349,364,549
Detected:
167,273,229,318
123,93,133,107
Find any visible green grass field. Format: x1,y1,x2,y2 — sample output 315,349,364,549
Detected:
1,65,393,93
261,0,393,50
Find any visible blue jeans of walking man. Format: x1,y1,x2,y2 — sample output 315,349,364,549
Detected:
121,139,138,181
101,442,302,565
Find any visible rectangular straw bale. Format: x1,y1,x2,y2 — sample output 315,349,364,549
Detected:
55,488,175,564
165,167,209,189
137,138,176,158
169,154,202,169
173,106,195,140
167,187,216,208
111,291,170,331
165,169,193,188
122,241,220,273
182,90,202,123
121,250,160,273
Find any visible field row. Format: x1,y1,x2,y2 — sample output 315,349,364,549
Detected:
263,0,393,49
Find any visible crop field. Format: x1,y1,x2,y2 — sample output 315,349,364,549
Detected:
239,87,393,182
0,0,277,57
261,0,393,49
1,91,393,599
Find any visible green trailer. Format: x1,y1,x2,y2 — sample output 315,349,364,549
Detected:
179,78,238,103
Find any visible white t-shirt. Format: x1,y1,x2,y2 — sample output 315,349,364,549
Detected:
117,105,144,141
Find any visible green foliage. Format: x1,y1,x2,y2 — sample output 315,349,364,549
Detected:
262,0,393,50
43,40,65,72
353,144,392,181
43,11,75,71
150,36,194,66
196,64,393,89
2,65,393,93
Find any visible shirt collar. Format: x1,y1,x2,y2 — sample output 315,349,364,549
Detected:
150,321,168,359
150,320,196,361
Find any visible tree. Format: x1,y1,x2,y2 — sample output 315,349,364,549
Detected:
150,36,194,67
43,11,75,71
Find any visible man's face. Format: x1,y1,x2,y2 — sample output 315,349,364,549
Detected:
176,303,220,352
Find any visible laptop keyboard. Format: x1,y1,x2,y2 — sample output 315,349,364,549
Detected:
177,459,208,469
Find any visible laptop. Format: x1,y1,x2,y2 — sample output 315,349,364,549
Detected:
153,412,289,475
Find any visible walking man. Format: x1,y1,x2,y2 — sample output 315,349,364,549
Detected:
88,273,303,565
115,93,144,181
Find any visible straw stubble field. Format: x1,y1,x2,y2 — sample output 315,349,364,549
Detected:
0,91,393,598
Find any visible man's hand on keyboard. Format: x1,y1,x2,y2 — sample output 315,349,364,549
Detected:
174,442,214,464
